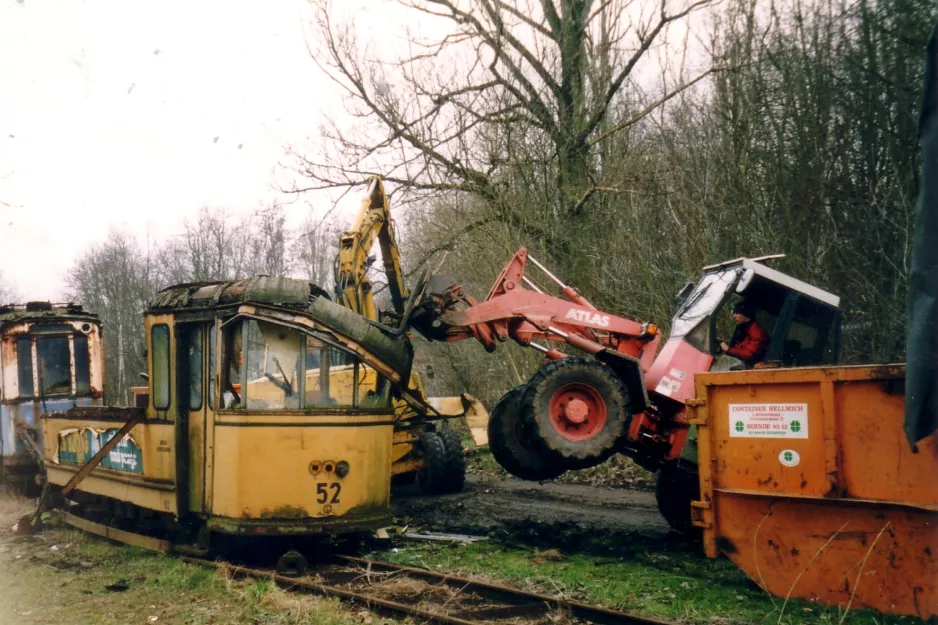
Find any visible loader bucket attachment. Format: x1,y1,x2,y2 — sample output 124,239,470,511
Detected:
426,394,490,446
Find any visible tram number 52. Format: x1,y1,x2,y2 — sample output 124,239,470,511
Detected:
316,482,341,504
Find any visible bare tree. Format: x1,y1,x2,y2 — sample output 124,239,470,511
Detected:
295,0,715,243
0,270,18,303
246,202,291,277
65,230,157,404
292,210,341,290
155,206,254,285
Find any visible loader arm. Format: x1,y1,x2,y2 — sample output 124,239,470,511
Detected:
334,176,409,320
411,247,660,372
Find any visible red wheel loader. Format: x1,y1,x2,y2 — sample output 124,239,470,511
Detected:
409,247,843,531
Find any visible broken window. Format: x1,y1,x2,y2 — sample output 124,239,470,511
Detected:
37,336,71,395
243,319,302,410
221,317,391,412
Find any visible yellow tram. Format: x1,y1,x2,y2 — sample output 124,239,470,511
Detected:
42,277,414,551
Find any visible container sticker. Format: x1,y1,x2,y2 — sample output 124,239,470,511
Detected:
779,449,801,467
669,368,687,380
655,376,682,396
728,403,808,438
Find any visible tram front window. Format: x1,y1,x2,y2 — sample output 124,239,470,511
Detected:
37,336,71,395
222,318,392,411
242,319,302,410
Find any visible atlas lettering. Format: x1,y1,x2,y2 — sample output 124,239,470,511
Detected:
564,308,611,327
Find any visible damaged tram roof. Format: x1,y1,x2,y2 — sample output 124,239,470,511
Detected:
149,276,414,381
0,302,100,331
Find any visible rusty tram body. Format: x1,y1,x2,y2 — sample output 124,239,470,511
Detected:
0,302,103,492
43,278,413,549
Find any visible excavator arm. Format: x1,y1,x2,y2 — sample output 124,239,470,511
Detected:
334,176,409,321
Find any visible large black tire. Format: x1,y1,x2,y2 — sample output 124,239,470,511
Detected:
437,428,467,493
417,432,448,495
520,358,631,465
487,386,565,481
655,462,701,536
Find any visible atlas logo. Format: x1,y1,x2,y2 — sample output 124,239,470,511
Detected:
565,308,611,327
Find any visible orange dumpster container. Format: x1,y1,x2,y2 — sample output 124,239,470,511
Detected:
689,364,938,619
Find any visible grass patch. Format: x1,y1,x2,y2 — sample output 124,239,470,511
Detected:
0,492,383,625
372,539,915,625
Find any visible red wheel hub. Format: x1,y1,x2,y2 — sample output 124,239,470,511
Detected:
548,383,607,441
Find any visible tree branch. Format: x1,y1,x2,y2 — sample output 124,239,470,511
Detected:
588,66,719,146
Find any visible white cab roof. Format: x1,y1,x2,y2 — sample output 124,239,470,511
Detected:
701,257,840,308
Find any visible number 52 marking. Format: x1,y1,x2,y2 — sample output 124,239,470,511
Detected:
316,482,341,504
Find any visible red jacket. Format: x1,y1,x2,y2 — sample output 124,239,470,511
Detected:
727,320,770,366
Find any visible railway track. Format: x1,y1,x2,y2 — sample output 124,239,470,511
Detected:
183,554,675,625
50,509,674,624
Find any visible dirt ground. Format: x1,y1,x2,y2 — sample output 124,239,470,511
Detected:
391,474,673,549
0,480,912,625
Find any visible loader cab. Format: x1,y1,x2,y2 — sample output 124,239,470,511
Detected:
672,258,842,369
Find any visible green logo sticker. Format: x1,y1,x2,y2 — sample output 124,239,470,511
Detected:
779,449,800,467
790,420,801,433
735,421,745,432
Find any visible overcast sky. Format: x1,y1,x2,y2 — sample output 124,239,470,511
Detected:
0,0,381,300
0,0,705,302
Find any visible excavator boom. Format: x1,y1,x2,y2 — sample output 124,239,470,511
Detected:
335,177,409,319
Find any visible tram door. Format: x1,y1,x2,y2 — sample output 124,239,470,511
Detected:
178,323,216,516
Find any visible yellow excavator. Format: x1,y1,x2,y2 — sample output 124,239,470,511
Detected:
334,176,487,493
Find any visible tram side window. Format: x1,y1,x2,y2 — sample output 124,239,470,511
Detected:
74,335,91,395
152,325,171,411
16,338,33,398
37,336,71,395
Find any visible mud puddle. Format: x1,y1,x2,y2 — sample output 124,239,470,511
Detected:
391,476,685,557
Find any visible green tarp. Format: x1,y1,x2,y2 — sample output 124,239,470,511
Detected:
906,22,938,445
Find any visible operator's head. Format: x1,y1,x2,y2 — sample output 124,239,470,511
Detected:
732,300,756,324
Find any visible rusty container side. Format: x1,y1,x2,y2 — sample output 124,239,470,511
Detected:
691,364,938,619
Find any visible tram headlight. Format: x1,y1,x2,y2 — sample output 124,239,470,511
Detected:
335,460,350,478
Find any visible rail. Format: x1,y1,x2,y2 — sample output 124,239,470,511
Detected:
183,554,675,625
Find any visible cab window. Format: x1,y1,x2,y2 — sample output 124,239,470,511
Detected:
784,298,838,365
36,336,71,395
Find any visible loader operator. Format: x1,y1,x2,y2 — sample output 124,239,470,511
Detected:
719,300,769,368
